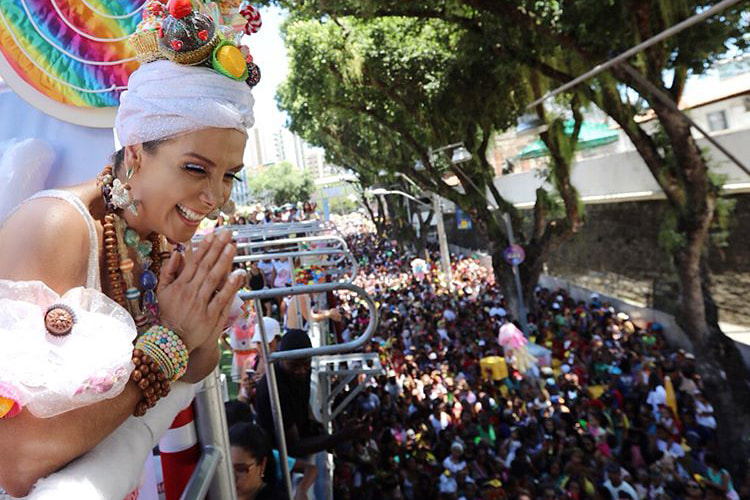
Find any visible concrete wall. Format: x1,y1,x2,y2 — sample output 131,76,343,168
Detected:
444,194,750,328
491,126,750,208
544,195,750,327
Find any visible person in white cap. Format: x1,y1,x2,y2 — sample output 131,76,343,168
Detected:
250,317,282,380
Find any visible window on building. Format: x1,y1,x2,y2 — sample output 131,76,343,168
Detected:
707,110,728,132
744,96,750,112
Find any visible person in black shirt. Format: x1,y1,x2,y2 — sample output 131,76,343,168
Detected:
254,330,366,457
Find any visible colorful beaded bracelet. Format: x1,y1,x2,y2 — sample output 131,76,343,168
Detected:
135,325,189,382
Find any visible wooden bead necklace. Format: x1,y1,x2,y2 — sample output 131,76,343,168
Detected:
98,164,183,415
98,165,168,329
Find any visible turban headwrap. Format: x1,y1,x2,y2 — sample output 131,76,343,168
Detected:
115,60,255,147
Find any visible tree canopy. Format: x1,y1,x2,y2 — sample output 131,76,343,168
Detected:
247,161,314,206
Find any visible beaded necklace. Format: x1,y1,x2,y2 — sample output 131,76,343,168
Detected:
98,165,169,332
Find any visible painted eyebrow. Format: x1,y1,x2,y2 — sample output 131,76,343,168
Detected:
185,152,243,170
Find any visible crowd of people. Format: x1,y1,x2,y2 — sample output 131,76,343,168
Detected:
224,214,748,500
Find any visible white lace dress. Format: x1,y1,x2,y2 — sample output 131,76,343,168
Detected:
0,191,195,499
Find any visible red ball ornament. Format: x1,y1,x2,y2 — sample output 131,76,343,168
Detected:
168,0,192,19
198,29,208,41
171,39,183,50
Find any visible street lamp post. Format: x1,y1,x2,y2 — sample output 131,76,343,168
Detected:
432,192,453,286
375,143,471,289
369,187,451,284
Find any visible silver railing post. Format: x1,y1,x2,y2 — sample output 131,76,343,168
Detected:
191,367,237,500
253,298,296,499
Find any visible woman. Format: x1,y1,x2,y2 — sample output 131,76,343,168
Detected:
248,260,274,316
230,422,317,500
0,1,255,496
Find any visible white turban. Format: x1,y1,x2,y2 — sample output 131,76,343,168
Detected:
115,60,255,147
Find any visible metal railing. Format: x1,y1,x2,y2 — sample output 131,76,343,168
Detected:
232,235,358,280
240,282,379,499
222,220,342,241
182,222,377,500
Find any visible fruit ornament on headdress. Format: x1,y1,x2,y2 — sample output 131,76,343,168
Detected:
129,0,262,88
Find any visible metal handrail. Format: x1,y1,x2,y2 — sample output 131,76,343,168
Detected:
236,234,348,252
186,367,237,500
234,247,359,284
240,282,378,361
194,234,356,274
245,281,379,499
235,249,346,265
224,221,338,238
179,446,223,500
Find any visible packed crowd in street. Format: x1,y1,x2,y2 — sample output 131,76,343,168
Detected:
224,213,748,500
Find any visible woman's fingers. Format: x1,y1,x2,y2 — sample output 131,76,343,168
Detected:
197,243,236,305
189,231,233,286
207,271,244,322
177,232,212,283
158,251,181,290
180,230,230,284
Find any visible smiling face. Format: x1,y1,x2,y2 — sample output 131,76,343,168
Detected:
123,128,246,242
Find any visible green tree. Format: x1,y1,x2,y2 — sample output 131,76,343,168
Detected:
247,161,313,206
278,15,584,319
327,196,357,215
266,0,750,469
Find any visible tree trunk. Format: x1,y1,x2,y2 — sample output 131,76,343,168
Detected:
415,210,434,257
692,257,750,474
651,103,750,473
490,243,522,320
673,231,710,343
360,192,383,236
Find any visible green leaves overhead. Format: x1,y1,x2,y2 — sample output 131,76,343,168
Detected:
278,15,527,195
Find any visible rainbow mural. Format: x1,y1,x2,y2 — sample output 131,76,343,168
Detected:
0,0,142,110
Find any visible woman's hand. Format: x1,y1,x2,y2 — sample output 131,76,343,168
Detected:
157,230,243,351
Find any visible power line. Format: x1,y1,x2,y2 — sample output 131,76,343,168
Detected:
527,0,744,108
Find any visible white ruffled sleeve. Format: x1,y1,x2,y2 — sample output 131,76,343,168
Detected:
0,280,136,418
